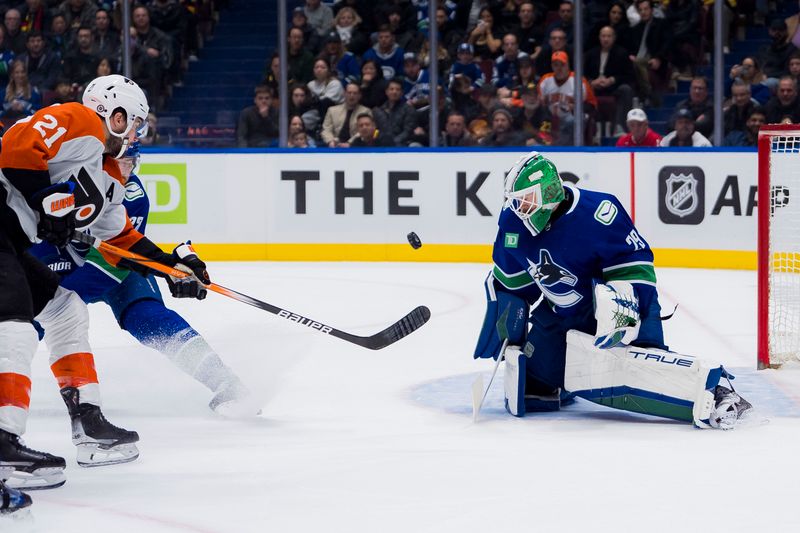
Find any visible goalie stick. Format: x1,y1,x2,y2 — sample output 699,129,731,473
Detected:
471,339,508,422
72,231,431,350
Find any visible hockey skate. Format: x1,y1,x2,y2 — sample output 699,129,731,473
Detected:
209,378,261,418
0,429,66,490
0,478,32,515
707,385,754,430
61,387,140,467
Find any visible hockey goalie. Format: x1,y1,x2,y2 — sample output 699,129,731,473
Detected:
474,151,754,429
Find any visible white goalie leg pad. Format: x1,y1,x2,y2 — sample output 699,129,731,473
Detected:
0,321,38,435
503,346,526,417
564,330,720,424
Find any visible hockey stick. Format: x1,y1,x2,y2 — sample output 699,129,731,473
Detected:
471,338,508,422
72,232,431,350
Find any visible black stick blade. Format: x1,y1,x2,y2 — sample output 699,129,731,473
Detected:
347,305,431,350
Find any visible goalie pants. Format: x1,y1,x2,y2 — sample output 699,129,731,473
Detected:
524,298,667,392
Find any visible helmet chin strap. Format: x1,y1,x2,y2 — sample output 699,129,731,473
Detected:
115,137,130,159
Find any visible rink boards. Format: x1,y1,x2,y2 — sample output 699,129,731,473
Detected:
138,148,759,269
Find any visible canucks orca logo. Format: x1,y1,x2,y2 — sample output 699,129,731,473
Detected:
527,249,582,307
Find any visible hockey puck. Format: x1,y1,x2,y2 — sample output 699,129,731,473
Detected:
407,232,422,249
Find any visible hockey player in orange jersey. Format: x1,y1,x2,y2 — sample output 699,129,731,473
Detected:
0,75,211,496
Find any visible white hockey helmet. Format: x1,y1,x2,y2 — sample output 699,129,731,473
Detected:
82,75,149,139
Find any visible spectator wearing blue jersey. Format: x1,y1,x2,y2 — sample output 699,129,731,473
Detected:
363,25,405,79
320,31,361,85
402,52,430,109
493,33,529,88
449,43,485,89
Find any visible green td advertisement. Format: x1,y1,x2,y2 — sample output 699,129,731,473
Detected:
138,163,187,224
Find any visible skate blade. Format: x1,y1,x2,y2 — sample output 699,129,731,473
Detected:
76,443,139,468
4,467,65,491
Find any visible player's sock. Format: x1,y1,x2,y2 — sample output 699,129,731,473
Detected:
0,429,65,490
60,387,139,467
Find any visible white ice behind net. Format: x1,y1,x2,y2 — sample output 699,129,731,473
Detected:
769,138,800,364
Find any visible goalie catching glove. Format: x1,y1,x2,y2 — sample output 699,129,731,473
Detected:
593,280,640,349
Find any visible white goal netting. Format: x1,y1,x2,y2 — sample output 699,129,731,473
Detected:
766,135,800,366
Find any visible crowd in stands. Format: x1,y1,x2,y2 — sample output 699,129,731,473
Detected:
0,0,220,137
240,0,800,149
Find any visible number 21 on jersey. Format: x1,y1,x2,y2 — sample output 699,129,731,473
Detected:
14,113,68,148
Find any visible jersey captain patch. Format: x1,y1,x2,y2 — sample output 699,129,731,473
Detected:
526,249,582,307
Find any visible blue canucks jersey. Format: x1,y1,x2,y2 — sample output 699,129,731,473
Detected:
491,184,659,322
31,173,150,280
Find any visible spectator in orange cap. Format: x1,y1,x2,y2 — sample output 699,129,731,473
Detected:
537,50,596,145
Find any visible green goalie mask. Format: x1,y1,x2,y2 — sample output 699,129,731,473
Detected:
504,152,565,235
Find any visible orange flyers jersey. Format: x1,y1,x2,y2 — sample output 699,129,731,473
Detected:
537,72,598,109
0,102,132,244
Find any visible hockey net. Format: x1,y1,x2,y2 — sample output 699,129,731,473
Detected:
758,126,800,368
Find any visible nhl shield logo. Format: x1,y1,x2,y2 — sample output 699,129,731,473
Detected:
665,173,698,217
658,166,705,225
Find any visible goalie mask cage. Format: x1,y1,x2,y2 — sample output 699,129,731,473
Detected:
758,125,800,369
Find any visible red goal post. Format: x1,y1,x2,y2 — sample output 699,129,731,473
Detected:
758,124,800,369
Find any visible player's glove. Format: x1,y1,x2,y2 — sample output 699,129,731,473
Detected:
167,242,210,300
31,182,77,247
593,280,640,349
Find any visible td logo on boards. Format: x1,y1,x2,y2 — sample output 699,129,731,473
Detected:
138,163,187,224
658,166,705,225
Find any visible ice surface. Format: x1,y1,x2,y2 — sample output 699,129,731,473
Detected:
5,263,800,532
